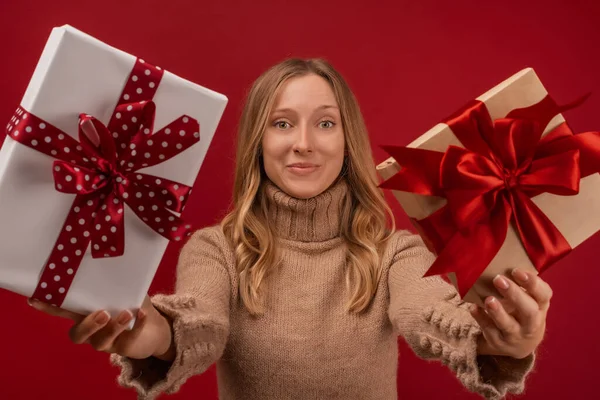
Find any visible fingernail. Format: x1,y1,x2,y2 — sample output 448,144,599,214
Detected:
485,296,499,310
511,268,529,282
27,298,40,309
95,310,110,324
137,308,147,320
493,274,510,290
117,310,133,325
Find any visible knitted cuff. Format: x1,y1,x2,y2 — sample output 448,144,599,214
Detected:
415,299,535,400
110,293,229,400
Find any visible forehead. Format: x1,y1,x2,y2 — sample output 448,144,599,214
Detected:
272,74,338,110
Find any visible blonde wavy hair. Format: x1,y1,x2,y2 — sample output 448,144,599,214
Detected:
221,58,395,316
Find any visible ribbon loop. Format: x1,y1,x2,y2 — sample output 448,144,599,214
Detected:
378,145,445,196
124,172,192,214
78,114,116,167
111,100,156,160
52,160,103,194
126,115,200,170
519,150,580,196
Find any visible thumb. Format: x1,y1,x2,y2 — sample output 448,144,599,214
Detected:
28,298,84,323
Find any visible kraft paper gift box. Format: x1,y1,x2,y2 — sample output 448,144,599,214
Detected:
377,68,600,306
0,25,228,318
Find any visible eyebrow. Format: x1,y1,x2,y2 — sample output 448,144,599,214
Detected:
272,105,339,113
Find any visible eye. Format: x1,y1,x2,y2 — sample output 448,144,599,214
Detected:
319,120,335,129
273,120,291,130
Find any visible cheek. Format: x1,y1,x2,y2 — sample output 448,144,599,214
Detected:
261,133,287,171
323,134,345,163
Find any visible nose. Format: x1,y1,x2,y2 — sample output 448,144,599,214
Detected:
292,124,313,154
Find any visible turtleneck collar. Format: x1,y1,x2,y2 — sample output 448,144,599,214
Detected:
262,178,350,242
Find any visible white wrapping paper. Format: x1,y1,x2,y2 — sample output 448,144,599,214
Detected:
0,25,228,316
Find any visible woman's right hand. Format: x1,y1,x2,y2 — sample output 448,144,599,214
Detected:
28,295,175,361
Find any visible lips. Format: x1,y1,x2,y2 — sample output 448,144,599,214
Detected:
287,163,319,168
287,163,320,175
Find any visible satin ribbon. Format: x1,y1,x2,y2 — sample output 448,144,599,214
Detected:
380,96,600,296
5,58,200,306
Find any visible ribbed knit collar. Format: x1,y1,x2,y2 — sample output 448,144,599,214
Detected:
262,178,350,242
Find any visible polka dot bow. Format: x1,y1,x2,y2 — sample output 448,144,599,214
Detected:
5,59,200,306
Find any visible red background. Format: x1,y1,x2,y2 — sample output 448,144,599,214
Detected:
0,1,598,399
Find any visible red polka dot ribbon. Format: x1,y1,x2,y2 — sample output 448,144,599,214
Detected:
5,59,200,306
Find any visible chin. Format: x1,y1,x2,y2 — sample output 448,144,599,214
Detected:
282,179,328,199
287,187,321,199
292,191,319,200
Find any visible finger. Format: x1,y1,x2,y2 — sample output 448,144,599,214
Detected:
470,305,504,350
483,296,521,338
28,298,84,323
129,307,148,333
88,310,134,352
112,308,149,354
470,305,499,333
68,310,111,344
511,268,553,311
493,274,540,328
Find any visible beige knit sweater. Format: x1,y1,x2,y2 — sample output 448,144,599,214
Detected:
110,178,535,399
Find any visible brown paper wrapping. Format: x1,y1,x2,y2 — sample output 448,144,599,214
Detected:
377,68,600,306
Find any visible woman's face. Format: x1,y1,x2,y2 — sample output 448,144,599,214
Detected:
261,74,345,199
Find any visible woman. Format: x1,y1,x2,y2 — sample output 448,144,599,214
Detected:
30,58,551,400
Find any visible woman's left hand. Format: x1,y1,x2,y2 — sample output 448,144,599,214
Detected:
470,268,552,359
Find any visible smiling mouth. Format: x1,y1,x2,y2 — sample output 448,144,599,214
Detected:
287,164,320,175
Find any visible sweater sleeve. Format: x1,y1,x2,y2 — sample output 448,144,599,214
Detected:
387,231,535,400
110,226,232,400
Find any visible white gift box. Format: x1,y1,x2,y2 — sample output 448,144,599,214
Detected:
0,25,228,317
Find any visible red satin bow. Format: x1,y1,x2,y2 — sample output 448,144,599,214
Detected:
5,58,201,306
380,96,600,296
